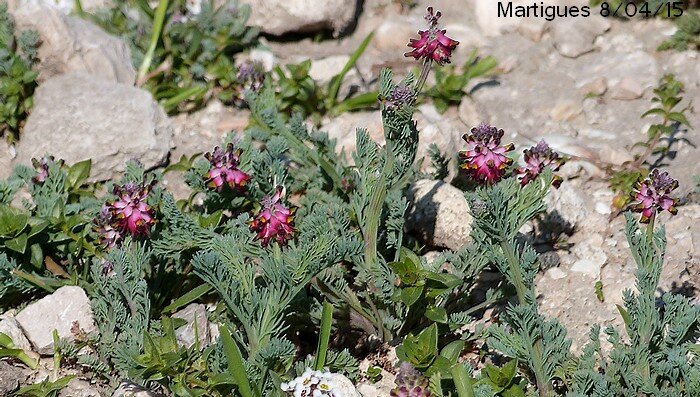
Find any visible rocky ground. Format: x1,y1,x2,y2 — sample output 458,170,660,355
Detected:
1,0,699,396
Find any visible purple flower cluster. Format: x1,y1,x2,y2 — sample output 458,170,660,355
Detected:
631,169,679,223
201,144,297,247
234,61,265,105
95,182,156,248
459,123,566,188
390,362,431,397
405,7,459,65
516,140,565,187
249,186,297,247
204,143,251,193
385,84,416,111
459,123,515,185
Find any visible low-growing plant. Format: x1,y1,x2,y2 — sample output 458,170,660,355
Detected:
608,74,692,215
0,158,101,308
274,32,379,120
424,49,498,114
659,10,700,51
87,0,259,112
0,331,38,369
0,3,39,142
2,4,699,397
14,376,75,397
392,142,699,397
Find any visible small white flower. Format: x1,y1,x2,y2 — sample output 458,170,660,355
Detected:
282,368,339,397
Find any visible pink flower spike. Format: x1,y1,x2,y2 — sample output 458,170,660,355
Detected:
516,140,566,187
95,181,156,248
459,123,514,185
249,186,297,247
404,7,459,65
630,169,679,223
204,143,251,193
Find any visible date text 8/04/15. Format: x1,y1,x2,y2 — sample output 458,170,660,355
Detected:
497,2,591,21
600,2,684,18
497,1,687,20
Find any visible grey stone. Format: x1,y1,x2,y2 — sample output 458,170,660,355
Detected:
8,0,112,14
610,76,644,100
113,382,166,397
551,16,611,58
413,104,462,177
0,140,15,180
244,0,357,36
374,17,419,55
517,18,548,42
321,111,384,158
407,180,472,251
458,97,484,130
578,77,608,96
473,0,528,37
15,286,97,355
547,267,567,280
0,361,26,396
570,235,607,278
15,73,172,181
543,182,590,233
549,100,582,122
309,55,354,85
59,379,102,397
12,5,135,84
329,373,361,397
581,51,658,95
172,303,211,349
0,314,33,352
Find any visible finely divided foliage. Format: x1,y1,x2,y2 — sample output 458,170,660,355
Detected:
0,4,698,397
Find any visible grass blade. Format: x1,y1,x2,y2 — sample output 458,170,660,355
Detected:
137,0,170,84
314,301,334,370
221,327,254,397
327,32,374,106
162,284,213,313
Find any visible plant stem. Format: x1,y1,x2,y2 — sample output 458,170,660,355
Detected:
631,115,670,171
137,0,169,84
646,213,656,245
363,173,387,273
500,241,528,305
500,240,552,396
415,59,432,94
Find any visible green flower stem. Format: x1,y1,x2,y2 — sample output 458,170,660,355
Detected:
415,59,432,95
137,0,169,84
500,240,552,396
646,213,656,245
363,172,387,273
500,240,528,305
